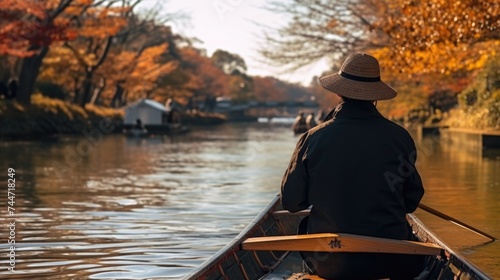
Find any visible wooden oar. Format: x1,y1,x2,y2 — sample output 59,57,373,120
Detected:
242,233,442,255
272,209,310,216
418,203,496,241
274,205,497,242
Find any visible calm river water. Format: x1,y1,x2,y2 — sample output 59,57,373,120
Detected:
0,122,499,279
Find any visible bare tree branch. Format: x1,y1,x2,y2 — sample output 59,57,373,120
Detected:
258,0,389,71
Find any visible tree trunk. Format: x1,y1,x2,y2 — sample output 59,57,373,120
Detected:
80,72,93,107
16,45,49,105
89,78,105,105
111,83,124,108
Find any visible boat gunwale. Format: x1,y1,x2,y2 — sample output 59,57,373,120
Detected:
408,213,493,280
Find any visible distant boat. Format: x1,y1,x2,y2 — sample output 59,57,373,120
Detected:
292,114,308,135
124,124,189,137
125,127,148,138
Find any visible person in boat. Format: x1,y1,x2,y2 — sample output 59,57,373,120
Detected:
134,118,144,130
306,112,317,130
316,109,326,124
281,53,425,279
292,111,308,134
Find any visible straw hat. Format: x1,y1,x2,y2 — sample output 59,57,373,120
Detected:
318,53,396,100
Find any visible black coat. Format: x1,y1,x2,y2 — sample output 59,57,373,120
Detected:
281,100,424,240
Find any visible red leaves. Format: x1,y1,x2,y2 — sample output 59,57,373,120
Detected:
0,0,48,56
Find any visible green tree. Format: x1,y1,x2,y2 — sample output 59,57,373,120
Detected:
211,49,247,75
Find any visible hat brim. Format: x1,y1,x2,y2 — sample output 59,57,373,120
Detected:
318,73,397,101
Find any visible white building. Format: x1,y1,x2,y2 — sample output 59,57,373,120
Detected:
124,99,169,126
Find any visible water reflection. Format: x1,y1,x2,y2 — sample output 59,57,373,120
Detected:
414,135,500,277
0,124,498,279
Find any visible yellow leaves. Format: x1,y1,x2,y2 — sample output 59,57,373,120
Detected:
95,42,180,104
32,93,89,120
128,60,178,94
39,44,81,86
379,0,498,76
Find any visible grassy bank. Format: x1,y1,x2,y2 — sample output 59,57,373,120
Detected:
0,94,123,138
0,95,229,139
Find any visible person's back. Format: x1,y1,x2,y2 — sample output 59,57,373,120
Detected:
281,53,425,279
293,100,421,238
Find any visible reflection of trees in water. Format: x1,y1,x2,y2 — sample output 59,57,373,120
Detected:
432,140,500,192
414,137,500,275
0,141,41,207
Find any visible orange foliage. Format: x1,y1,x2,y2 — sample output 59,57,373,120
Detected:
253,76,287,102
0,0,46,56
111,44,178,102
179,47,230,98
377,0,499,74
0,0,105,57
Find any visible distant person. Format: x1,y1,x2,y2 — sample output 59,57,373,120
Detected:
0,81,7,99
292,111,307,134
281,53,425,279
134,119,144,130
316,109,326,124
7,78,17,99
306,112,317,129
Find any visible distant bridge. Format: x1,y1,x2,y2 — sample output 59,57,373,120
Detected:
214,100,321,118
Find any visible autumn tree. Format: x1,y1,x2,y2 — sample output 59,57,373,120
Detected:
170,47,230,105
62,0,147,106
253,76,287,102
93,3,184,106
377,0,499,74
261,0,498,74
100,42,178,106
39,4,184,107
37,44,82,98
2,0,87,105
0,0,47,57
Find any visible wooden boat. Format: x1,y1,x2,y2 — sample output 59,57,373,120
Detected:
183,194,493,280
123,124,190,137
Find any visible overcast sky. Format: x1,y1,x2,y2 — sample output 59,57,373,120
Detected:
137,0,329,85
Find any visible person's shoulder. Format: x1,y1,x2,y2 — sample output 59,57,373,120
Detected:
381,118,415,140
306,118,333,137
381,118,403,128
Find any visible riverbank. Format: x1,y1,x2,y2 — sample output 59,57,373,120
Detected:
0,95,228,139
0,95,123,139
